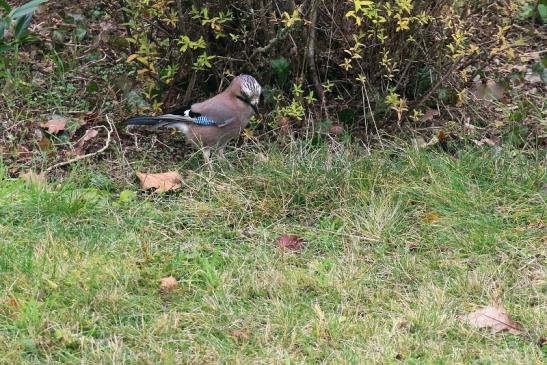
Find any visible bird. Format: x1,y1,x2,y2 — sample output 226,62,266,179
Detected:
126,74,261,164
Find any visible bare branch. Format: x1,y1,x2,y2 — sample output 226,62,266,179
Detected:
250,26,294,59
306,0,325,109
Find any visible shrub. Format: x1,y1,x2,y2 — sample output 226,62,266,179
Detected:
108,1,540,130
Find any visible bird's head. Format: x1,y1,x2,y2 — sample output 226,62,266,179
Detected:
232,74,261,115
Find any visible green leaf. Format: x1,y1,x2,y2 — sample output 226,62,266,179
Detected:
51,29,65,44
518,4,534,19
9,0,47,19
0,16,10,40
538,4,547,24
73,25,86,41
0,41,11,53
14,13,32,40
118,190,137,203
271,57,290,87
86,81,98,93
0,0,11,13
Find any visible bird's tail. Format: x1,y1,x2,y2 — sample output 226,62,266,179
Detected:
126,114,193,134
126,116,166,126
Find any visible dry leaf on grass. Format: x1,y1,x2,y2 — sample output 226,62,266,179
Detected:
136,171,183,193
21,170,47,187
229,330,250,341
472,138,497,147
459,305,524,335
420,108,440,122
423,211,440,223
7,297,18,308
471,80,506,101
74,129,99,156
41,118,67,134
275,234,307,252
159,276,178,293
328,124,344,136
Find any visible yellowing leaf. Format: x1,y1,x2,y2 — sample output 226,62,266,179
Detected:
423,212,440,223
136,171,183,193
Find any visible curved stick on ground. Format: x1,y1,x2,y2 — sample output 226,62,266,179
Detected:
45,117,113,173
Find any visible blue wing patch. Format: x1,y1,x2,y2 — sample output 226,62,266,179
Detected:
194,116,218,126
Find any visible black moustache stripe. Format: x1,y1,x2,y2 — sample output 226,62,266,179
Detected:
236,95,259,115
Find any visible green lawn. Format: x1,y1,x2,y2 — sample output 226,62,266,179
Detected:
0,144,545,364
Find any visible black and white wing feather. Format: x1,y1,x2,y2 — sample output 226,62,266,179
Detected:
126,105,223,127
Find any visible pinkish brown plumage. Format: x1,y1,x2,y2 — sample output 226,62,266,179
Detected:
126,74,261,164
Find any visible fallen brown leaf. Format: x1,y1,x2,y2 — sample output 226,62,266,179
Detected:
328,124,344,136
37,137,52,151
423,212,440,223
74,129,99,156
136,171,183,193
159,276,178,293
21,170,47,187
7,297,18,308
229,330,250,341
459,305,524,335
437,130,446,142
471,80,506,101
275,234,307,252
472,138,497,147
41,118,67,134
420,108,440,122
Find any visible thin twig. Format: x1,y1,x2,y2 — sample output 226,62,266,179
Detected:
250,25,294,59
183,71,198,105
409,57,464,108
175,0,185,32
363,81,384,149
307,0,325,112
45,121,113,173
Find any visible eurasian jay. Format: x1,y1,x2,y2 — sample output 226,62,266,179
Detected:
126,74,261,164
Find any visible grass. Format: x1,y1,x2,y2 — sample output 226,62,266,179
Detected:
0,143,545,364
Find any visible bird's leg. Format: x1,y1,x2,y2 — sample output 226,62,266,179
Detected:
202,147,212,166
217,146,226,160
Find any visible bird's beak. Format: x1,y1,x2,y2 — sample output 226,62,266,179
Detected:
251,102,259,115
